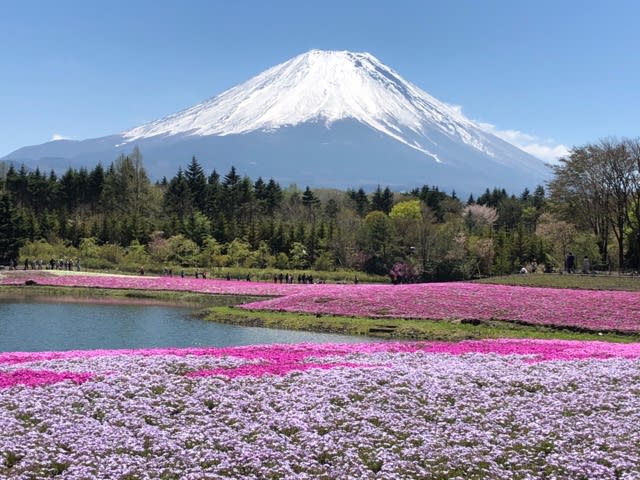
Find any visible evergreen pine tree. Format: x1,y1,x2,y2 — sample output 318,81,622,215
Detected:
302,186,319,208
349,188,369,216
264,179,283,215
0,193,24,263
185,156,207,211
532,185,546,210
88,164,105,212
164,169,192,220
222,166,240,220
381,187,394,214
204,169,222,220
371,185,393,213
271,221,285,254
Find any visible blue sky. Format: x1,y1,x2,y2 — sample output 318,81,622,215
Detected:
2,0,639,162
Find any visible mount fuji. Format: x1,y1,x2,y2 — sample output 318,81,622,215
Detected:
3,49,549,193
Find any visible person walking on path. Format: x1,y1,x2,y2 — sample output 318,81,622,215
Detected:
566,252,575,273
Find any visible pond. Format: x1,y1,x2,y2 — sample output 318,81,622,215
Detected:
0,296,373,352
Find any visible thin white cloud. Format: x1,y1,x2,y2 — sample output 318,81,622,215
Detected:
446,103,569,163
477,121,569,163
50,133,71,141
477,124,536,144
516,143,570,163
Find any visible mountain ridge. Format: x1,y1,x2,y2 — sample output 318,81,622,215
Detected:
3,49,550,193
121,50,495,160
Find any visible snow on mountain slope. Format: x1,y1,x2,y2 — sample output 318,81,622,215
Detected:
122,50,498,163
4,49,550,192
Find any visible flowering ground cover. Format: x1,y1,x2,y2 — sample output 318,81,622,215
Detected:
0,272,304,297
239,282,640,333
2,272,640,334
1,340,640,479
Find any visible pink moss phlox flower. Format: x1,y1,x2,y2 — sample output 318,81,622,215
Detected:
3,345,640,478
187,361,377,378
239,282,640,333
0,272,305,296
0,341,414,365
418,338,640,361
0,369,92,389
3,340,640,381
3,272,638,333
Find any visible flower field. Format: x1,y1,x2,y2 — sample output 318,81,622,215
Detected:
239,282,640,333
0,272,306,297
2,272,640,333
2,340,640,479
3,271,640,478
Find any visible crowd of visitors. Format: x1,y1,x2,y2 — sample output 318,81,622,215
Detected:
155,268,326,284
518,253,594,275
9,257,81,271
272,273,316,284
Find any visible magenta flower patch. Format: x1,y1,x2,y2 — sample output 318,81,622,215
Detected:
1,340,640,478
2,272,638,333
0,369,92,388
2,340,640,383
240,282,640,333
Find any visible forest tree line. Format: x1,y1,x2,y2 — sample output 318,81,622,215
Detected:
1,138,640,280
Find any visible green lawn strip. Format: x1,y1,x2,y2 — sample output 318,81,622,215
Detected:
50,266,387,284
204,306,639,343
476,274,640,291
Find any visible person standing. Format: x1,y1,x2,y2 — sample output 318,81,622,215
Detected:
566,252,575,273
583,256,591,274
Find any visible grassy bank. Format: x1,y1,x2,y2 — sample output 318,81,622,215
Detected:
203,306,640,343
0,284,267,308
27,266,388,284
476,273,640,291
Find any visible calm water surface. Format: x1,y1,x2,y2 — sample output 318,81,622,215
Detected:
0,297,373,352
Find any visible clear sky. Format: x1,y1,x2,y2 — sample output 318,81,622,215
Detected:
2,0,639,162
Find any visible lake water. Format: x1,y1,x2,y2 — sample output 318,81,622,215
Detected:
0,297,372,352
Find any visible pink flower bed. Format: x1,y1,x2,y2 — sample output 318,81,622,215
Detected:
0,369,92,388
3,340,640,478
240,282,640,333
0,272,303,296
2,272,640,333
3,339,640,387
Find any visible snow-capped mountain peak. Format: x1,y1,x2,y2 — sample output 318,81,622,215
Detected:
122,49,489,160
5,49,549,193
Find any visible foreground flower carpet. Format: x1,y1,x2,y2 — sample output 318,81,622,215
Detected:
2,340,640,479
